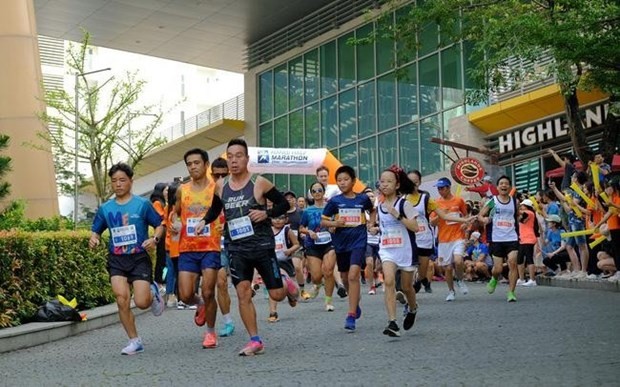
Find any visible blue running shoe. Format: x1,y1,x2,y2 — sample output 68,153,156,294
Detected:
344,315,356,331
218,322,235,337
355,305,362,320
150,283,164,316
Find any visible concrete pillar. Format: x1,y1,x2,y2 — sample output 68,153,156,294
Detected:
0,0,59,218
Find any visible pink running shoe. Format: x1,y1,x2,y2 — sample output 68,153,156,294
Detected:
239,340,265,356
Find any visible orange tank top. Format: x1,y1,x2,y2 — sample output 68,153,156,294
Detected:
179,181,222,252
607,193,620,231
165,210,180,258
519,209,537,244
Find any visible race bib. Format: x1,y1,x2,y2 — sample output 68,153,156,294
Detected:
228,216,254,240
315,231,332,245
496,216,515,229
186,217,210,237
111,225,138,247
339,208,362,226
381,228,404,248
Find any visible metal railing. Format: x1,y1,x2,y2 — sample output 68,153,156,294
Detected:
156,94,244,142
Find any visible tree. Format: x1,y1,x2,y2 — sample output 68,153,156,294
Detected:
0,134,12,203
38,31,167,205
369,0,620,163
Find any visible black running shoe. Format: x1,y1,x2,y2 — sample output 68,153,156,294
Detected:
413,281,421,294
337,285,348,298
382,320,400,337
403,308,417,331
424,283,432,293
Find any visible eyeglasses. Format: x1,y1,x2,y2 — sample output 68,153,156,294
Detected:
311,188,324,194
212,173,228,179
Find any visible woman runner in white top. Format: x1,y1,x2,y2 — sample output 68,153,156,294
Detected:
375,166,420,337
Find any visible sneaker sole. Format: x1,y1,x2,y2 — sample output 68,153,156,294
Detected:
239,349,264,356
121,349,144,355
382,328,401,337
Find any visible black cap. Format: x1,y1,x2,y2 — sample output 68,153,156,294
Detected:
283,190,297,198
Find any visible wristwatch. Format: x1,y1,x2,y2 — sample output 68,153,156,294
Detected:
153,236,160,243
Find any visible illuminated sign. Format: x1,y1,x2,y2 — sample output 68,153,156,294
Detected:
451,157,486,185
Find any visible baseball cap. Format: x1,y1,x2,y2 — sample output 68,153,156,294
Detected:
470,231,481,241
545,214,561,223
483,175,492,182
521,199,534,208
283,190,297,198
434,177,452,188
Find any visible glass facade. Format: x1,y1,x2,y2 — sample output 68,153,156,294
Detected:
257,10,478,193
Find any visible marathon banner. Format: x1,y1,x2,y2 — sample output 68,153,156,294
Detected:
248,147,327,175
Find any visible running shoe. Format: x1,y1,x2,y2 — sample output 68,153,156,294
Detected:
382,320,400,337
516,279,526,286
187,304,198,310
300,289,315,301
413,281,421,294
487,277,498,294
268,312,279,323
202,332,218,349
395,291,406,305
403,303,409,317
150,283,165,316
239,340,264,356
194,304,206,326
522,279,537,287
218,322,235,337
121,338,144,355
325,304,335,312
344,315,356,331
176,300,187,310
507,291,517,303
355,305,362,319
445,290,455,302
403,307,417,331
456,280,469,295
424,282,432,293
368,286,376,295
337,285,348,298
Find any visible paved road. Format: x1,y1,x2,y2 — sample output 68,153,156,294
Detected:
1,282,619,386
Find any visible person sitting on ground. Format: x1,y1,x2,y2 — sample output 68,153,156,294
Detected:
463,231,492,281
540,215,570,277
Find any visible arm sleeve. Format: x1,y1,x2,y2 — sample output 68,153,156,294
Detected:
264,187,288,218
202,194,224,224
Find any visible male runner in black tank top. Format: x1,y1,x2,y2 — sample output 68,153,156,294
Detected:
197,139,293,356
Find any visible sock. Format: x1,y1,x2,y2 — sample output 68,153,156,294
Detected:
347,312,356,318
223,313,233,325
206,327,215,334
250,335,262,343
131,336,141,343
421,278,430,286
325,296,332,304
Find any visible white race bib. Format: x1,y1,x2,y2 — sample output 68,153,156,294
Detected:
111,225,138,247
496,216,515,229
228,216,255,240
315,231,332,245
339,208,362,226
186,217,210,237
381,228,404,248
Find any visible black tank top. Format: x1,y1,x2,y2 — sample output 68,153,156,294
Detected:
222,175,274,252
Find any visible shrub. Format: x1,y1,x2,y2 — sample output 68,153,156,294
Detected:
0,230,114,328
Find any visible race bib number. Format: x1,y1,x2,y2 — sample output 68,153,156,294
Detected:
187,217,210,237
381,228,404,248
228,216,254,240
111,225,138,247
315,231,332,245
339,208,362,226
496,216,515,229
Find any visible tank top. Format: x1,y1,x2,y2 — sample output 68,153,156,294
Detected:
519,209,537,244
222,175,274,252
407,192,434,249
179,181,222,253
377,197,418,267
273,224,292,261
488,196,519,243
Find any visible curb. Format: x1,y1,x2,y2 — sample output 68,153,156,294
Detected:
0,303,147,354
537,276,620,292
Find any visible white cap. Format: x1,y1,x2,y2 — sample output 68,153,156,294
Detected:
470,231,481,240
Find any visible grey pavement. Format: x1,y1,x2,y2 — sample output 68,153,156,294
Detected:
0,281,619,386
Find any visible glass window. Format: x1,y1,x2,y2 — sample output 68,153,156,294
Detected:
305,103,320,148
357,81,376,138
442,106,465,138
338,32,356,90
399,123,419,171
463,41,486,112
359,137,378,187
441,45,464,109
514,159,541,194
420,115,443,175
356,24,375,82
321,96,338,148
339,89,356,145
274,116,288,148
377,72,396,131
304,49,319,104
259,71,273,124
398,63,418,124
289,175,305,197
376,17,395,74
419,54,440,117
289,56,304,111
289,109,303,148
259,122,273,148
320,41,337,97
274,64,288,117
418,21,438,57
275,174,289,191
378,130,398,171
339,143,358,171
395,4,415,67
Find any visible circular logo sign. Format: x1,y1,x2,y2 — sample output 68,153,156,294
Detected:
451,157,485,185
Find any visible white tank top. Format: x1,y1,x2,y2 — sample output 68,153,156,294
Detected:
408,192,434,249
366,211,380,245
378,197,415,267
490,196,519,242
273,225,290,261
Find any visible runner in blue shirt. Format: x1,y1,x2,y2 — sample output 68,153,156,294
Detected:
89,163,165,355
322,165,374,332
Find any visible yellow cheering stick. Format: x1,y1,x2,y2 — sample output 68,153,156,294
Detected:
455,184,462,197
589,235,607,249
528,196,542,214
590,162,602,191
599,191,612,205
570,182,595,207
560,229,596,239
563,193,583,218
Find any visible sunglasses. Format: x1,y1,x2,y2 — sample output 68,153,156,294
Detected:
212,173,228,179
311,188,324,194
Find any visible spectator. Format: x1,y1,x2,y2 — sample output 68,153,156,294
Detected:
464,231,492,281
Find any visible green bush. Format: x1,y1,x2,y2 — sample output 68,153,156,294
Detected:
0,230,114,328
0,200,75,232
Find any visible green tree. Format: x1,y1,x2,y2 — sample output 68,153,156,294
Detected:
38,31,167,205
370,0,620,163
0,134,11,202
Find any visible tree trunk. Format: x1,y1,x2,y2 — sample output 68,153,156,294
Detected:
562,89,591,165
600,99,619,161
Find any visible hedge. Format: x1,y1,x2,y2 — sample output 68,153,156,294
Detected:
0,230,114,328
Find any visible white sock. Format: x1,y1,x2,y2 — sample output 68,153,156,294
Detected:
223,313,233,324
